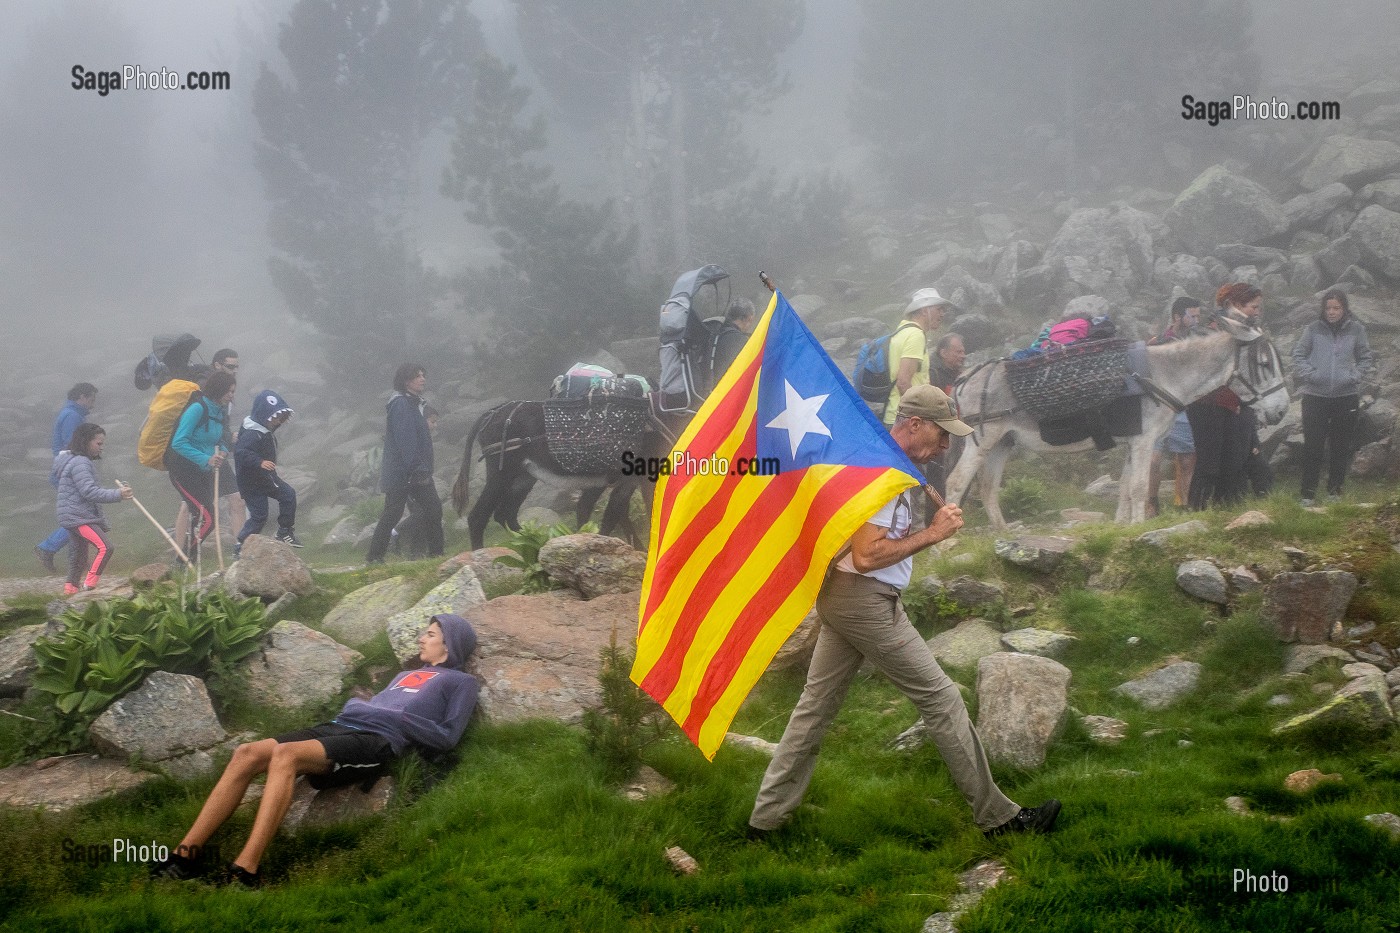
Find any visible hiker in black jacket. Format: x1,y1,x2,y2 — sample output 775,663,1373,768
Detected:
367,363,443,563
234,389,299,553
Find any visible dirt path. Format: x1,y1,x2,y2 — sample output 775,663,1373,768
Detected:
0,576,65,603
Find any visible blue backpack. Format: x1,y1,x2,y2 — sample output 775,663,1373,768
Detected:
851,321,922,405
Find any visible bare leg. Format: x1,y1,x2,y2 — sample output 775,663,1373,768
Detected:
233,739,332,874
1174,453,1196,508
174,502,191,560
224,492,247,533
177,739,277,853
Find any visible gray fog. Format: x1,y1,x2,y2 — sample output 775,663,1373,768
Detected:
0,0,1395,400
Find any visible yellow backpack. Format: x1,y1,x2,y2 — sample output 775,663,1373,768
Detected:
137,379,200,470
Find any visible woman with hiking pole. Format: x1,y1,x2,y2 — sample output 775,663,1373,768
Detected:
53,423,134,595
166,370,235,565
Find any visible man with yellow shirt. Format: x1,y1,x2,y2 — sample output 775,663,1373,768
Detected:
883,288,950,426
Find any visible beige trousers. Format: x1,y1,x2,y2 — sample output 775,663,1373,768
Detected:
750,571,1020,831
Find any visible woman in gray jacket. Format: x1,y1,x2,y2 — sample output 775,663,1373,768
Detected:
1291,289,1377,504
53,422,133,594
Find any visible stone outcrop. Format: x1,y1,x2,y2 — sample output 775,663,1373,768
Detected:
386,566,488,664
321,576,419,646
1273,665,1394,737
928,619,1005,669
1001,628,1077,659
1297,135,1400,190
89,671,229,776
238,621,362,710
1116,661,1202,710
1261,571,1358,643
1176,560,1228,605
994,536,1074,574
1136,521,1208,547
224,534,315,601
0,624,44,697
537,533,646,599
1164,166,1289,256
468,547,529,593
976,652,1070,768
0,755,156,812
944,577,1004,608
469,590,639,723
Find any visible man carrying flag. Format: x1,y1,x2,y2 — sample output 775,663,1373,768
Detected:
630,288,1060,840
748,382,1061,839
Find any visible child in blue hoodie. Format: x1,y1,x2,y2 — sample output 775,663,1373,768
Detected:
233,389,299,553
153,613,480,887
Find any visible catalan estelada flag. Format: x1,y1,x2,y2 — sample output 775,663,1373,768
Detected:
632,291,926,759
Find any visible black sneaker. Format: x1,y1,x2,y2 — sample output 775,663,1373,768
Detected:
275,529,304,548
149,852,205,881
35,547,57,574
986,799,1062,838
225,864,261,888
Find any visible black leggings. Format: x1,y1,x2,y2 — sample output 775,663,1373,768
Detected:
367,480,444,562
167,451,217,548
1300,394,1360,498
1186,401,1250,510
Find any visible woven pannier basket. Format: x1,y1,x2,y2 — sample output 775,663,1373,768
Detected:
543,395,654,476
1004,338,1131,421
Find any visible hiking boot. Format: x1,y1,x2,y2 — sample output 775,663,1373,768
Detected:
986,799,1062,838
63,583,80,596
225,864,261,889
149,852,207,882
35,546,57,574
275,529,304,548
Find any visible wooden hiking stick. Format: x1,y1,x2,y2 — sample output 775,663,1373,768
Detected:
117,482,190,565
212,449,225,572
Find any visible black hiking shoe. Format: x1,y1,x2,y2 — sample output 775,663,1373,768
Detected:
224,864,262,888
986,799,1062,838
275,529,304,548
149,852,206,881
35,546,57,574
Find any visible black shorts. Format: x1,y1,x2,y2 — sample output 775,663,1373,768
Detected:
275,722,395,790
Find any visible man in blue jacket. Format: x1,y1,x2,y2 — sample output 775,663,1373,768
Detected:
366,363,443,564
153,613,480,887
36,383,98,572
234,389,300,555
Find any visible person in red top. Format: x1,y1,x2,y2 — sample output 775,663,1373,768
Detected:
1186,283,1261,510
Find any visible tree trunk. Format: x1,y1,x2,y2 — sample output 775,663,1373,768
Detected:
667,82,689,266
627,61,659,272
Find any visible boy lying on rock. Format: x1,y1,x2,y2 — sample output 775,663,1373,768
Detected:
152,613,479,887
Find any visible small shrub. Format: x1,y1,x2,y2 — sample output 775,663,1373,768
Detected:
28,590,274,741
497,520,598,594
1000,477,1047,521
582,629,667,784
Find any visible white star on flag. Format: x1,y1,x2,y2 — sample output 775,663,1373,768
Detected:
765,380,831,459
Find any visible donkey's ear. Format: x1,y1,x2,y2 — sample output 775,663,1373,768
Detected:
1218,315,1260,342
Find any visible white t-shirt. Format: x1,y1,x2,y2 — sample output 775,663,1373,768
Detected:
835,490,915,589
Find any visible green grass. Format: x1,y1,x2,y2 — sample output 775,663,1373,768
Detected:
4,490,1400,930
